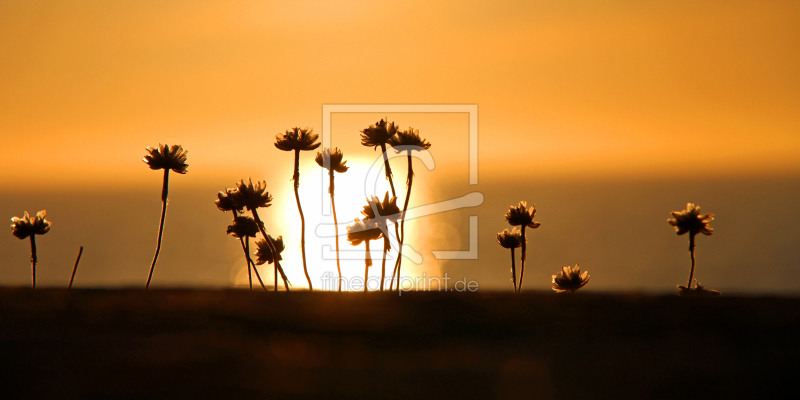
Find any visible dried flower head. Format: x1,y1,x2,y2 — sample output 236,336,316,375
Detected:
226,216,259,238
315,147,349,173
497,227,523,249
232,179,273,210
10,211,51,240
388,127,432,152
274,127,321,152
361,192,401,223
552,264,590,293
678,281,721,296
505,201,541,229
215,188,244,213
360,119,399,149
143,144,188,174
346,218,383,247
667,203,714,236
255,235,285,265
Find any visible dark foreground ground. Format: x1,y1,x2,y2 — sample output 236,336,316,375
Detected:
0,289,797,399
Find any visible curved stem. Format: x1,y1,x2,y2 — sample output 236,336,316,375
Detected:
510,247,517,293
293,149,312,290
364,240,371,292
687,233,697,288
380,235,389,291
146,169,169,289
274,252,278,292
246,236,252,290
518,226,527,293
29,235,37,289
251,208,290,291
379,143,396,198
330,170,342,292
390,152,413,291
68,246,84,289
242,237,266,291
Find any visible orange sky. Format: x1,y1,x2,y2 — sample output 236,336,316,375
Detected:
1,0,799,188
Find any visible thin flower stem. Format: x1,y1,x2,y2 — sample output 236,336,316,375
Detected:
510,247,517,293
146,168,169,289
293,149,312,290
364,241,371,292
243,237,266,291
687,232,697,289
246,236,252,290
251,209,290,291
391,152,413,291
68,246,84,289
518,226,527,293
379,142,402,289
29,235,37,289
330,170,342,292
380,236,388,291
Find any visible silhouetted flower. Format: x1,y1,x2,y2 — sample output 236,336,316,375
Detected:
552,264,590,293
10,211,51,239
346,218,383,247
255,235,285,265
215,188,244,213
315,147,349,173
678,281,721,296
274,127,321,152
233,179,273,210
361,192,401,223
388,127,432,151
360,119,399,149
505,201,541,228
497,227,522,249
226,216,259,238
143,144,188,174
668,203,714,236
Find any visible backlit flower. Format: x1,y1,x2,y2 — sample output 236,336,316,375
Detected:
232,179,273,210
497,227,522,249
226,216,259,238
10,210,51,240
360,119,399,149
346,218,383,247
315,147,349,173
667,203,714,236
361,192,401,223
552,264,590,293
274,127,321,152
388,127,431,151
143,144,188,174
215,188,244,213
505,201,541,229
255,235,285,265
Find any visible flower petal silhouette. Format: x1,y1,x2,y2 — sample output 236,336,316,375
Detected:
274,127,321,152
315,147,349,173
143,144,188,174
232,179,273,211
10,210,51,240
388,127,431,151
361,192,401,223
552,264,590,293
496,227,522,249
255,235,285,265
360,119,399,149
346,218,383,247
667,203,714,236
505,201,540,228
215,188,244,213
226,216,259,239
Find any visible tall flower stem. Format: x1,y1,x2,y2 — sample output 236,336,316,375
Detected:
29,235,37,289
251,209,290,291
146,168,169,289
389,151,413,291
510,248,517,293
364,241,371,292
517,226,527,293
293,149,312,290
246,237,252,290
329,170,342,292
687,232,697,289
380,236,389,291
244,236,266,291
68,246,84,289
378,143,402,290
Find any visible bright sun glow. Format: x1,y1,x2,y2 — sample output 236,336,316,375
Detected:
232,154,440,291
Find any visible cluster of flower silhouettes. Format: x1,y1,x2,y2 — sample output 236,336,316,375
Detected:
9,120,717,295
